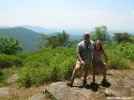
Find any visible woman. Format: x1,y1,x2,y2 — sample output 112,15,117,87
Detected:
92,40,108,84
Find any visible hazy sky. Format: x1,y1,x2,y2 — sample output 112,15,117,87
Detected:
0,0,134,32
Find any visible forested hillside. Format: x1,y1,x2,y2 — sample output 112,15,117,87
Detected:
0,27,83,52
0,27,41,52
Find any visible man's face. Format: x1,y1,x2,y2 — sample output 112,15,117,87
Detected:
84,34,90,42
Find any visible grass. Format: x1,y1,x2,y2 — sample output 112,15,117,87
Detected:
45,91,57,100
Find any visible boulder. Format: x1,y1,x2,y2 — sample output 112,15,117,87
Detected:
0,87,15,96
6,74,19,83
44,82,91,100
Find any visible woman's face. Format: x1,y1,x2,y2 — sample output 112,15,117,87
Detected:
95,42,101,50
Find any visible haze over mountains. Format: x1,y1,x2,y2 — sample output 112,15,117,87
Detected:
0,25,133,53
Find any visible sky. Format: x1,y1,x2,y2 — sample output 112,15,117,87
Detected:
0,0,134,32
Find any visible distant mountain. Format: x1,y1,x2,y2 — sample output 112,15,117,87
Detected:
19,25,57,34
0,26,83,53
0,27,41,52
0,26,11,29
47,31,83,41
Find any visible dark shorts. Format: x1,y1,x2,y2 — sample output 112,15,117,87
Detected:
92,61,106,70
76,62,91,71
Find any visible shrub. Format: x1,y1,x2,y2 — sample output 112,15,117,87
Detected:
104,42,134,69
0,54,22,68
18,47,76,87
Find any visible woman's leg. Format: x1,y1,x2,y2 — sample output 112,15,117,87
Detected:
93,69,96,82
103,68,107,79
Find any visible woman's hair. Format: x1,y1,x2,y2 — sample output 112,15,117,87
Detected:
94,40,103,50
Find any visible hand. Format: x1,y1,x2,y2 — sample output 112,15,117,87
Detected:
104,63,107,67
81,61,85,65
104,62,107,65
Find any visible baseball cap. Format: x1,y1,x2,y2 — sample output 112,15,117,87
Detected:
84,32,90,36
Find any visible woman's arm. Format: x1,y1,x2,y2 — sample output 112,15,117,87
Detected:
103,53,108,64
102,48,108,64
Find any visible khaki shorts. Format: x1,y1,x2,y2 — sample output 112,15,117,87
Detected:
92,61,106,70
75,62,91,71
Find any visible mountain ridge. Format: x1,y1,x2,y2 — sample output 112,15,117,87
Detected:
0,27,82,52
0,27,41,52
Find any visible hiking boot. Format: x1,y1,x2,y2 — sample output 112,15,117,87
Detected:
67,79,74,87
91,79,95,86
102,79,109,84
83,80,88,87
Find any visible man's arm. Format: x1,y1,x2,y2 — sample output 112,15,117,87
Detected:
77,52,85,65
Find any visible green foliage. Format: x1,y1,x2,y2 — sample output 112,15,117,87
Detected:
45,91,57,100
0,54,22,68
1,41,134,88
129,35,134,43
37,33,48,49
18,47,76,87
91,25,112,44
0,36,22,55
0,27,42,52
113,32,132,43
0,70,4,82
44,30,78,48
104,42,134,69
0,68,16,87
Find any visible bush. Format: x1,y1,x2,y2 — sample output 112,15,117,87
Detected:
18,47,76,87
104,42,134,69
0,54,22,68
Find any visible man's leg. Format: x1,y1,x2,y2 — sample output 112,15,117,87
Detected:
67,63,81,87
83,70,88,87
83,64,91,87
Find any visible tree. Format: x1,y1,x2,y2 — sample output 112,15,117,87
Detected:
129,35,134,43
91,25,112,44
37,33,48,49
57,30,70,47
45,35,60,48
0,36,22,55
113,32,132,44
44,30,78,48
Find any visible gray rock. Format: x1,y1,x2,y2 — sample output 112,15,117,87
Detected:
107,70,114,75
44,82,91,100
6,74,19,83
29,93,44,100
0,87,15,96
105,88,120,97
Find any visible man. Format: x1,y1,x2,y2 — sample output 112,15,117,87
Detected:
67,32,94,87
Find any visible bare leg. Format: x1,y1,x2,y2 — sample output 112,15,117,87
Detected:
103,68,107,79
83,70,88,87
83,70,88,80
72,67,80,79
93,69,96,82
67,66,80,87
